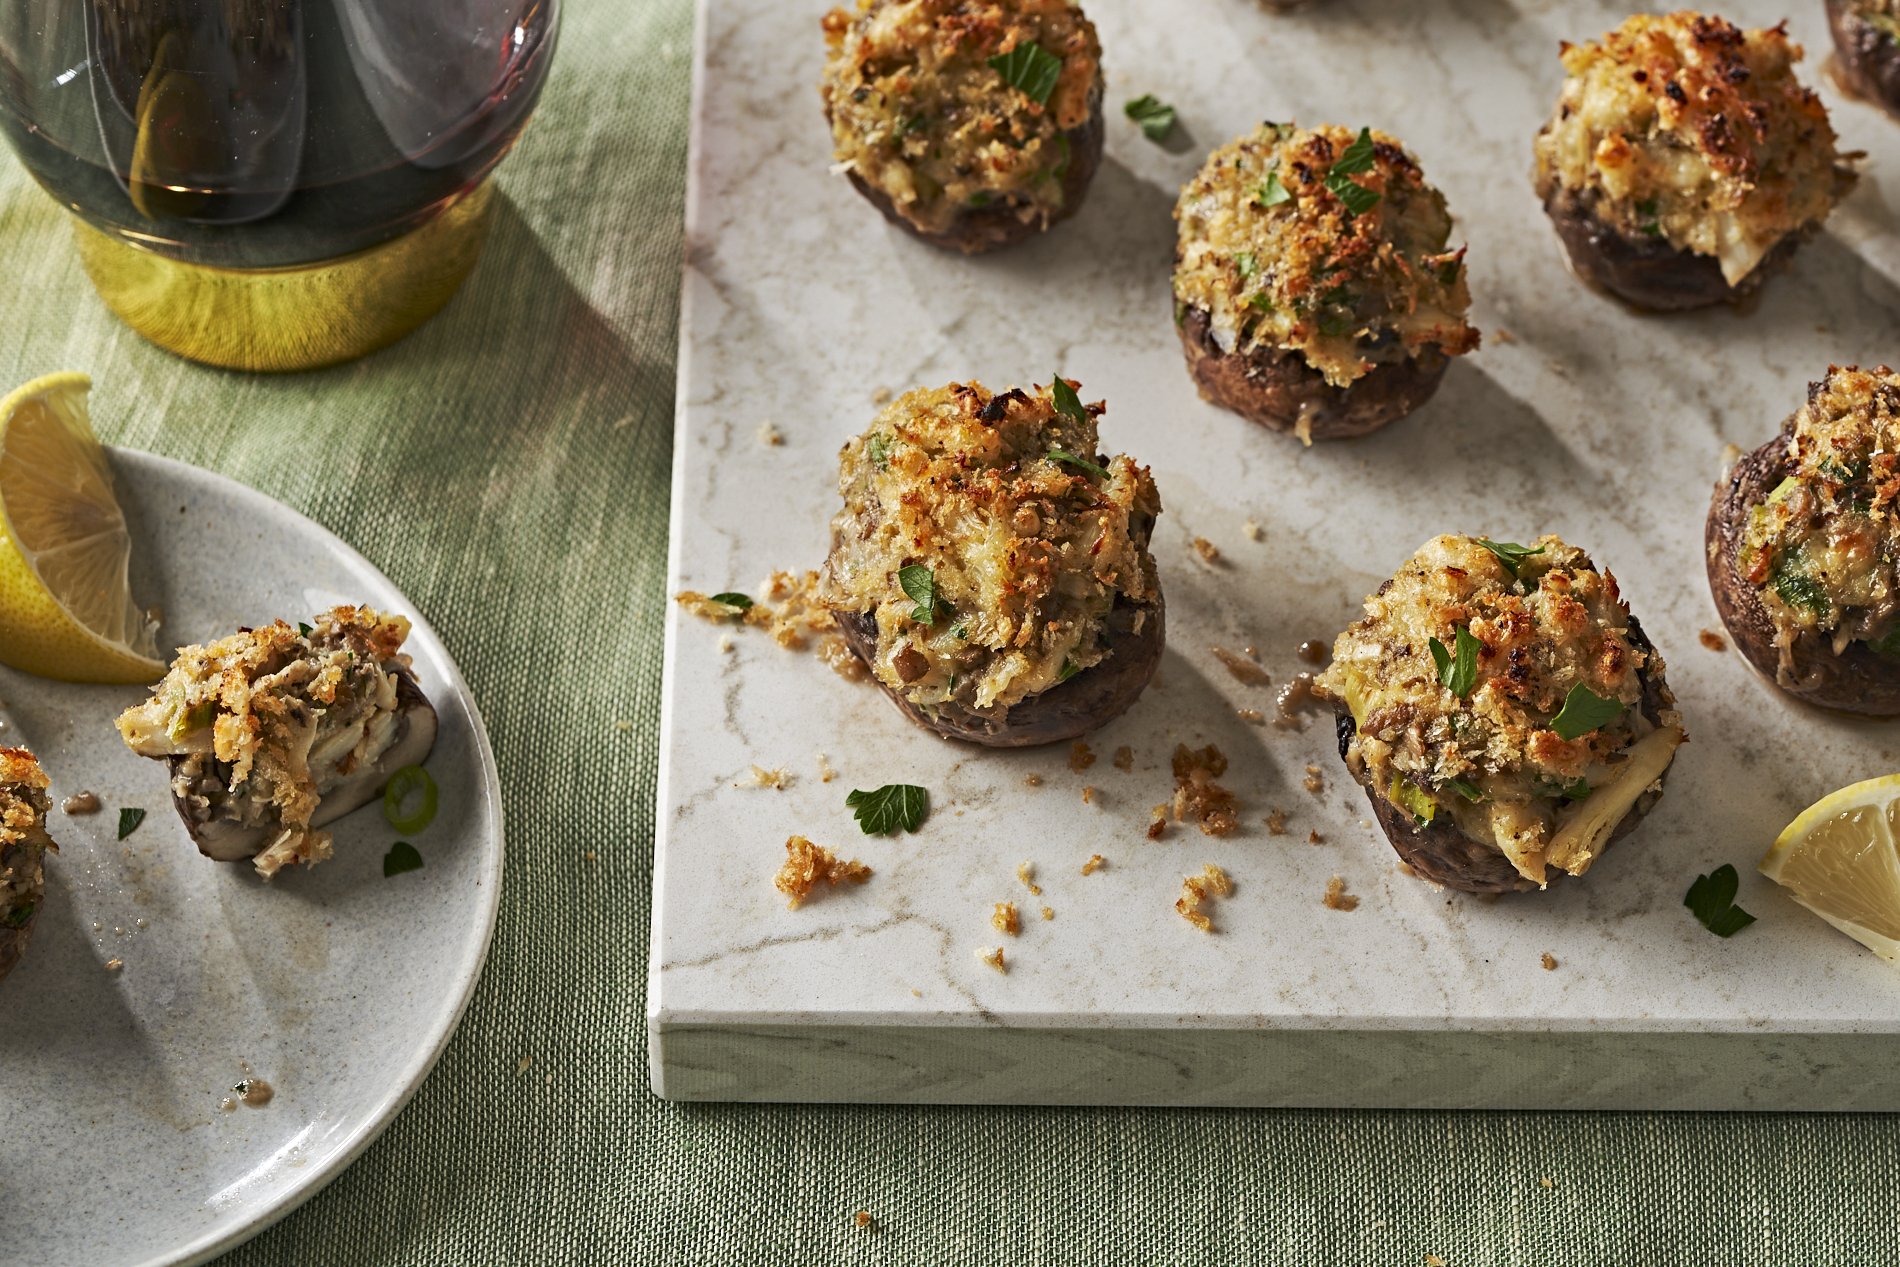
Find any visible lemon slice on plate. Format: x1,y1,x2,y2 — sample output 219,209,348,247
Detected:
1760,775,1900,964
0,372,162,683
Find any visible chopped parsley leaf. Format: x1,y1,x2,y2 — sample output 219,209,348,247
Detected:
1549,684,1623,741
1235,251,1258,280
1058,657,1081,682
1048,448,1110,480
1476,538,1546,579
383,841,425,877
866,433,891,468
898,565,949,625
1124,94,1177,141
297,622,313,637
1050,374,1089,423
118,807,146,840
988,41,1064,106
846,784,929,835
1323,127,1382,214
1428,626,1481,698
1446,778,1484,802
2,900,31,928
1684,864,1755,937
1256,172,1292,207
708,592,753,611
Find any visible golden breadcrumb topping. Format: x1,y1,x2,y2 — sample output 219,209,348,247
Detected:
775,835,873,909
1170,743,1239,836
115,607,414,878
1080,853,1105,874
1532,12,1853,284
1173,122,1479,388
1317,535,1684,886
978,945,1007,972
1742,366,1900,660
991,901,1021,934
820,380,1161,712
1322,875,1359,911
1016,860,1041,894
821,0,1102,235
1175,863,1232,932
0,748,51,927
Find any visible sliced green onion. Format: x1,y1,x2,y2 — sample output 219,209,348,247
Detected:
383,765,439,834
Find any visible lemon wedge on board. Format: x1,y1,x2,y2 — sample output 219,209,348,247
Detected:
1760,775,1900,964
0,372,162,683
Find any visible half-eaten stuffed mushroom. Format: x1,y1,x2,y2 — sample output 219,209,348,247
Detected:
116,607,438,878
819,379,1163,746
1316,535,1685,894
1172,123,1479,443
1,748,52,983
1826,0,1900,117
1532,12,1855,312
820,0,1104,254
1707,365,1900,714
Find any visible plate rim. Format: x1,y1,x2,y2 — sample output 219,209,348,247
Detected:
98,447,507,1267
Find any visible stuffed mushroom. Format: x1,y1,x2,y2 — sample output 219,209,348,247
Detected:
1532,12,1855,312
1826,0,1900,116
819,0,1104,254
0,748,52,983
116,607,438,878
1706,366,1900,714
1315,535,1685,894
819,379,1163,746
1172,123,1479,443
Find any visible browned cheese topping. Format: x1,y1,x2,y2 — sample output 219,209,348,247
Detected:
0,748,52,930
819,381,1161,714
1316,535,1684,887
1532,12,1853,284
775,836,873,909
1741,366,1900,665
820,0,1102,235
1173,122,1478,388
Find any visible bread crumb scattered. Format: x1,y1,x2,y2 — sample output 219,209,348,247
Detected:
854,1211,875,1230
816,752,837,783
1191,535,1222,564
677,571,867,681
1112,745,1134,772
1323,875,1359,911
1307,829,1324,844
1081,854,1106,875
1171,744,1239,836
747,765,790,790
992,902,1021,936
1069,741,1096,772
1541,952,1559,971
1016,861,1041,895
1236,707,1265,724
1083,784,1101,805
757,421,784,446
1211,645,1271,686
1242,518,1265,541
1493,327,1517,344
1176,864,1233,932
870,385,893,405
1040,905,1054,920
1024,773,1044,788
1303,764,1325,795
1265,807,1289,836
104,957,124,971
1698,629,1727,652
1147,803,1170,840
977,946,1007,973
774,836,872,909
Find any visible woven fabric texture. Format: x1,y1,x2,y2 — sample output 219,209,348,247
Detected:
0,2,1893,1263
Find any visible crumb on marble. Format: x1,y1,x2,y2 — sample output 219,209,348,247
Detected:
1699,629,1727,652
1024,773,1044,789
1242,518,1265,542
1017,861,1041,895
870,385,893,405
1040,905,1054,921
717,634,734,654
817,752,837,784
1081,784,1097,804
1492,327,1516,344
1081,854,1106,875
1176,864,1233,932
676,571,867,681
1211,645,1271,687
747,765,791,790
1191,535,1222,564
1237,707,1265,724
1323,875,1359,911
1113,745,1134,772
1069,740,1096,772
774,835,871,909
1307,829,1324,844
757,420,784,447
1265,807,1289,836
1172,744,1239,836
993,902,1021,936
1303,764,1325,795
104,957,123,971
1147,804,1170,840
977,946,1007,973
1541,952,1559,971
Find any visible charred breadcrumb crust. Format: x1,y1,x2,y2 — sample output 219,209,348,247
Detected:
0,748,51,983
821,0,1104,251
1707,433,1900,716
1828,0,1900,114
1531,12,1852,295
1177,304,1449,439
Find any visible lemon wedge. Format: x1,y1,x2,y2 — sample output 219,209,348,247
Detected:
0,372,162,683
1760,775,1900,964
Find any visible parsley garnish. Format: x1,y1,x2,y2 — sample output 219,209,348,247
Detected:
1324,127,1382,214
1256,171,1292,207
1684,864,1755,938
1549,684,1623,741
1246,293,1274,313
1476,538,1546,579
1050,374,1088,423
118,807,145,840
1124,94,1176,141
1428,627,1481,697
1048,448,1109,480
897,565,949,624
1559,777,1591,801
1773,563,1829,618
1634,198,1662,238
708,592,753,612
383,841,425,877
988,41,1063,106
297,622,313,637
1316,310,1357,338
1235,251,1258,280
1058,657,1081,682
846,784,929,835
952,625,970,640
1437,258,1462,287
1446,778,1484,802
3,901,32,928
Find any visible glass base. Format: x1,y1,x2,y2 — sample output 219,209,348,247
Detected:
70,181,496,373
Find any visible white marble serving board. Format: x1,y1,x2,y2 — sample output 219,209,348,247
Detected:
649,0,1900,1108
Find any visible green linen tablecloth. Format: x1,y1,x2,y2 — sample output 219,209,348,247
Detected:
2,2,1894,1263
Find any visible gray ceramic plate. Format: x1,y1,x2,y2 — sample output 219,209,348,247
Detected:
0,449,503,1267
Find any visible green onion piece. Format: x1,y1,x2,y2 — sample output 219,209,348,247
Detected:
383,765,439,834
1048,448,1110,480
